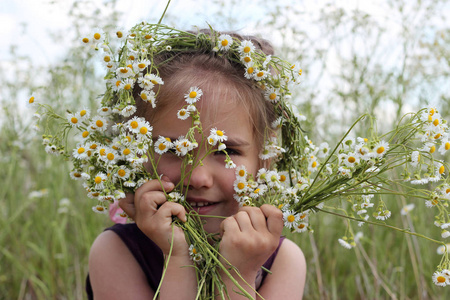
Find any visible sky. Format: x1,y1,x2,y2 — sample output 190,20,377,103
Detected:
1,0,390,65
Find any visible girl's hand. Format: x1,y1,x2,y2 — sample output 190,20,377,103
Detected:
219,204,284,278
118,177,189,257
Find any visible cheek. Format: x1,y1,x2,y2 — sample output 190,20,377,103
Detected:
152,156,182,183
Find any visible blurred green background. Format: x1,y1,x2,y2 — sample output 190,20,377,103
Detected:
1,0,450,299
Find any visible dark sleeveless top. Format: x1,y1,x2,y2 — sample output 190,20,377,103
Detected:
86,223,285,299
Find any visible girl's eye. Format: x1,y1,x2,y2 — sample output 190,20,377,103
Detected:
215,148,240,156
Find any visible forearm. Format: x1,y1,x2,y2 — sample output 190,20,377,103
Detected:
159,255,197,300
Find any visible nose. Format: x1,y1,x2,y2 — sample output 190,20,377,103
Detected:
184,158,214,190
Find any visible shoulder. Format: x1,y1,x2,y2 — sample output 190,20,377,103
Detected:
88,230,155,299
258,238,306,299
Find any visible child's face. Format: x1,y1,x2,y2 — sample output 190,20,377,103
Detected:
150,84,261,234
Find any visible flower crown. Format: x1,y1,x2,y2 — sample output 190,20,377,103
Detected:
84,22,305,170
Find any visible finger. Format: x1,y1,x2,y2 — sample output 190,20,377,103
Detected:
220,216,240,236
233,211,254,232
239,206,267,231
138,190,168,214
134,178,174,202
156,202,187,223
260,204,284,235
118,193,136,219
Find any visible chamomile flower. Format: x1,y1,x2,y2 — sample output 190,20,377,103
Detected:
90,116,108,132
116,66,134,78
432,270,449,286
244,62,255,79
154,136,173,155
439,137,450,155
209,128,227,142
177,108,190,120
120,78,136,92
317,142,330,158
410,151,421,167
254,69,269,81
421,142,436,154
120,105,137,117
115,167,131,180
264,87,280,103
400,203,415,215
283,210,299,229
225,158,236,169
134,59,150,72
294,222,308,233
373,140,389,158
238,40,255,56
93,172,108,189
233,179,248,194
67,113,82,127
338,238,353,249
437,244,450,255
73,143,88,160
235,166,248,180
218,34,233,51
184,87,202,104
92,204,108,214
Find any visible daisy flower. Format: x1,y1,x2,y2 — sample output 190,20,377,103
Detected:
93,172,108,190
283,210,299,229
254,69,269,81
115,66,134,78
400,203,415,215
233,179,248,194
154,136,173,155
238,40,255,56
90,116,108,132
235,165,247,180
134,59,150,72
73,143,88,160
432,271,448,286
225,158,236,169
244,62,255,79
115,167,131,180
293,222,308,233
264,87,280,103
184,87,203,104
67,113,81,127
421,142,436,154
373,140,389,158
218,34,233,51
317,142,330,158
437,244,450,255
177,108,190,120
92,204,108,214
410,151,421,167
120,105,137,117
209,128,227,142
439,138,450,155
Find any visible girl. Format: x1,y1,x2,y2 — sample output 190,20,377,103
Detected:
87,30,306,299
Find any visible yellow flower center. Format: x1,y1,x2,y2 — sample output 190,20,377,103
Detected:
96,120,104,127
145,34,152,39
151,79,159,85
96,206,104,211
433,119,440,126
77,147,85,154
237,182,245,190
243,46,251,53
244,56,251,63
254,188,260,193
107,153,115,160
99,149,106,156
192,248,197,254
430,108,435,116
116,31,123,38
118,169,126,177
82,37,89,43
129,55,135,60
428,115,433,122
80,110,87,117
29,96,35,104
348,156,356,163
300,214,307,219
437,276,446,283
165,137,171,142
221,40,228,46
247,67,254,74
124,83,131,90
446,188,450,194
140,127,148,134
82,131,89,138
446,142,450,150
269,93,277,100
73,172,82,178
93,33,101,40
189,91,197,98
179,110,186,116
257,71,264,77
120,68,128,74
435,133,441,139
140,92,147,100
138,63,146,68
287,215,295,223
94,176,102,184
312,161,317,168
115,80,121,87
216,130,224,136
158,143,166,150
239,170,245,177
439,165,445,174
90,144,97,149
430,145,436,153
71,117,78,124
103,56,111,62
130,121,138,129
377,146,385,154
280,175,286,182
123,148,131,155
298,224,305,229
